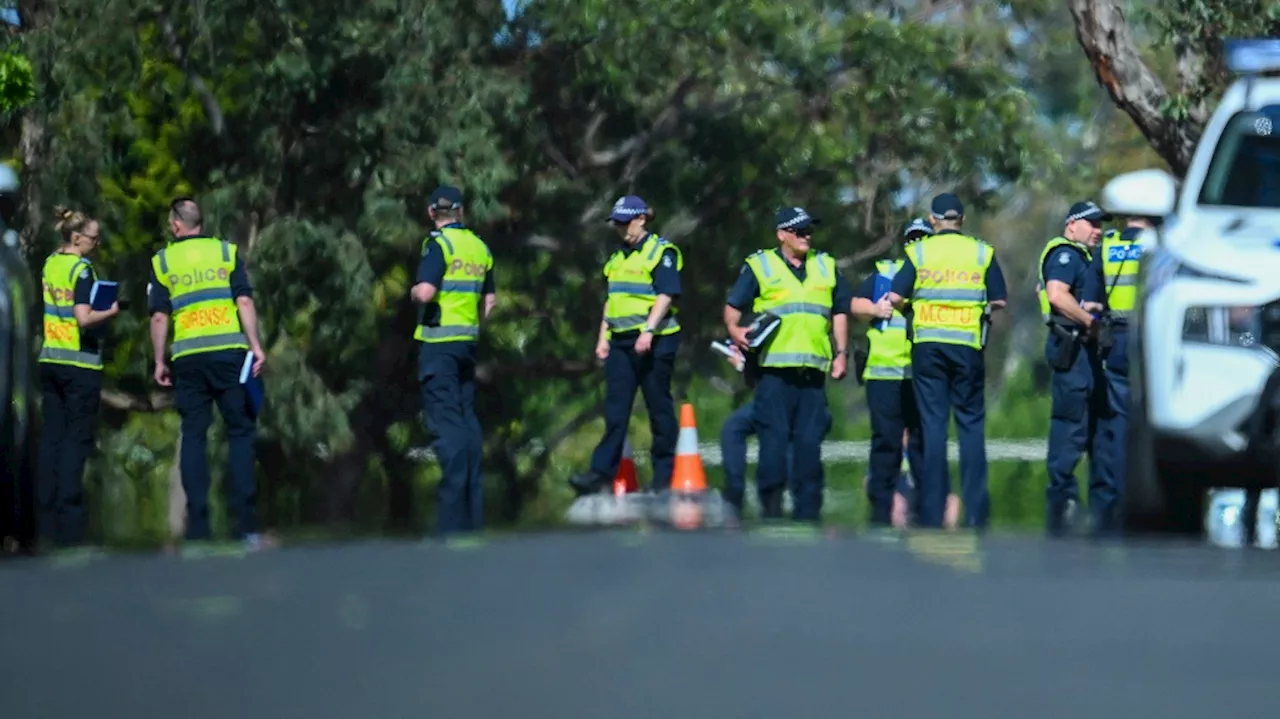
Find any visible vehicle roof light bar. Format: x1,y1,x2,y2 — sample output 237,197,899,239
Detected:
1224,38,1280,110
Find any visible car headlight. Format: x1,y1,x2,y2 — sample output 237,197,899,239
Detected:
1183,305,1262,347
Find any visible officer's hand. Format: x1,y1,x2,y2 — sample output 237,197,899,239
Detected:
874,297,894,319
595,338,610,361
154,362,172,387
107,301,121,317
635,331,653,354
251,347,266,377
728,327,751,351
831,353,847,381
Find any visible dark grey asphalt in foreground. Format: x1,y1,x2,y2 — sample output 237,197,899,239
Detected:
2,531,1278,718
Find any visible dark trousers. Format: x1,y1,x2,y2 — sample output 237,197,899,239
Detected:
174,351,258,541
37,363,101,547
866,378,924,526
754,368,828,521
589,333,679,491
1098,328,1130,535
911,343,988,529
720,399,816,513
421,354,484,535
1044,335,1110,535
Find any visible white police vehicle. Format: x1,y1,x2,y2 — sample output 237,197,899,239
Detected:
1101,39,1280,535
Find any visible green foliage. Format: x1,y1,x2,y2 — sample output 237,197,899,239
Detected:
0,47,35,113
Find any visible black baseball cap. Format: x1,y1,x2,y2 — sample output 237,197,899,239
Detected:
429,185,464,209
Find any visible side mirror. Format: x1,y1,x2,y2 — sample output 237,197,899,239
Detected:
1101,169,1176,218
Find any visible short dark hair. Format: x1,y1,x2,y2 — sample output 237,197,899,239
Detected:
169,197,202,228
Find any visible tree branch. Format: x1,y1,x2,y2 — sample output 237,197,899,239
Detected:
100,389,174,412
157,10,225,137
1067,0,1198,177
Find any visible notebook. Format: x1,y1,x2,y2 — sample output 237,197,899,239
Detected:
89,281,118,311
240,351,264,419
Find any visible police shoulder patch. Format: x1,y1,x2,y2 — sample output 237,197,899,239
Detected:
79,269,90,279
1057,250,1072,265
662,253,673,268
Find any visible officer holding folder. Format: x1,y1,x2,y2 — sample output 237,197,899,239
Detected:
35,208,119,548
148,198,269,549
850,218,928,528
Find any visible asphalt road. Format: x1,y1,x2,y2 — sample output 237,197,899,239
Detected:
2,531,1277,718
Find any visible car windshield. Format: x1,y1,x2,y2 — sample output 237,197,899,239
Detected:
1198,104,1280,209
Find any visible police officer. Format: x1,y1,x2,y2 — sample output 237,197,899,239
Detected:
149,198,267,548
888,194,1007,530
411,186,495,535
35,208,118,548
1090,212,1153,535
724,206,850,521
1038,200,1112,535
571,196,681,496
851,217,928,527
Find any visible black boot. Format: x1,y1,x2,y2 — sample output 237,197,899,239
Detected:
569,471,609,498
760,487,784,520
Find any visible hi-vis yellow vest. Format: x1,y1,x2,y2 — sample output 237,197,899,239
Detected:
746,249,835,372
1100,229,1142,318
1036,236,1091,323
908,233,992,350
603,233,682,337
414,226,494,344
39,253,102,370
152,237,249,360
865,259,912,381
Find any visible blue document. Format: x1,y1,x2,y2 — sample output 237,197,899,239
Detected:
871,274,893,330
240,351,264,419
89,281,118,311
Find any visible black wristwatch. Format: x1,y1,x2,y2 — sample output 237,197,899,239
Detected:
836,349,849,357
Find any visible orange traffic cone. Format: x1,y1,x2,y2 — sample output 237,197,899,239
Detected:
613,439,639,496
671,403,707,493
670,404,707,530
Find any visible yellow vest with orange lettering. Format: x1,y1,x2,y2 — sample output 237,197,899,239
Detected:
38,253,103,370
152,237,249,360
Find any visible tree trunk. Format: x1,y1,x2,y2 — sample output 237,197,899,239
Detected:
1066,0,1201,177
167,430,186,541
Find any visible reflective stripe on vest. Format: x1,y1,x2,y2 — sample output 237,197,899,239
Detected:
1100,229,1142,317
864,259,912,381
746,250,834,371
38,253,102,370
909,234,992,349
153,237,249,360
1036,236,1091,323
414,226,494,344
603,234,682,336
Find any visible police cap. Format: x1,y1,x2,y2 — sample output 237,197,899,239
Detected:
930,193,964,220
1064,200,1112,225
429,186,464,210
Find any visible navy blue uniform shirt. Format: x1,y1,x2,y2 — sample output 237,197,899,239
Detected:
888,230,1008,303
416,223,496,374
147,235,253,315
726,248,852,314
68,258,102,349
607,235,681,347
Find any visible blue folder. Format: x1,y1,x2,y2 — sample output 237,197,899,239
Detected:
240,351,264,419
871,274,893,330
89,281,118,311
